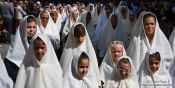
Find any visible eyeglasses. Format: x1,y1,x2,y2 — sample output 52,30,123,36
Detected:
41,17,49,20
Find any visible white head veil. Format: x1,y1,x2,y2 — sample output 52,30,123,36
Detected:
61,7,80,40
100,40,126,85
138,49,172,88
105,55,139,88
80,11,96,46
37,10,60,49
50,9,62,33
97,13,128,57
60,22,100,84
6,15,39,67
63,50,98,88
14,34,62,88
0,55,13,88
169,27,175,56
127,11,173,72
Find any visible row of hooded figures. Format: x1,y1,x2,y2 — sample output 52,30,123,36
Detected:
1,1,175,88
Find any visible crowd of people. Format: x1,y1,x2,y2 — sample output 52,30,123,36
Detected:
0,0,175,88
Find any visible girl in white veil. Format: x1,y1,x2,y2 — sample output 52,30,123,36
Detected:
81,11,96,47
60,22,100,85
100,40,126,86
4,15,39,82
105,55,139,88
127,11,173,72
63,50,98,88
97,13,128,59
14,34,62,88
61,7,80,43
138,49,172,88
0,55,13,88
37,10,60,49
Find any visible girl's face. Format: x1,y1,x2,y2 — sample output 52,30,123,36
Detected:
143,16,156,39
149,57,160,73
72,11,78,21
77,58,89,78
111,44,123,62
27,21,37,38
51,12,58,23
110,15,118,29
33,39,47,61
74,35,85,45
117,62,131,80
40,12,49,27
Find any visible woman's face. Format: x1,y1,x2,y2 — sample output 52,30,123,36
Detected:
149,57,160,73
117,62,131,80
77,58,89,78
144,16,156,39
33,39,47,61
26,21,37,38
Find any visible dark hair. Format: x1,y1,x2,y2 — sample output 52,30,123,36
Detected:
117,58,131,67
78,52,89,64
143,13,156,23
149,52,161,61
27,16,36,23
74,24,86,38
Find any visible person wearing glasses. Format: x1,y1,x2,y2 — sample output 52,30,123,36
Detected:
105,55,139,88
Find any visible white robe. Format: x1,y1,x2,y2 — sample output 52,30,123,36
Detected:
127,12,173,72
6,15,40,67
14,34,62,88
63,50,98,88
105,56,139,88
138,49,172,88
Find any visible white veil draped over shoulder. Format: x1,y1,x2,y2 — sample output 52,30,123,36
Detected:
60,22,100,85
127,11,173,72
63,50,98,88
138,49,172,88
6,15,40,67
105,55,139,88
14,34,62,88
100,40,126,85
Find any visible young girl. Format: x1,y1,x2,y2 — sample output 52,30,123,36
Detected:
60,22,100,85
63,50,98,88
138,49,172,88
14,34,62,88
105,55,139,88
100,40,126,86
4,15,39,83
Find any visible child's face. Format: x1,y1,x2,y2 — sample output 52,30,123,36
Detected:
111,44,123,62
51,12,58,23
74,35,85,45
27,21,37,38
0,19,3,25
149,57,160,73
40,12,49,27
33,39,47,61
77,58,89,78
117,62,131,80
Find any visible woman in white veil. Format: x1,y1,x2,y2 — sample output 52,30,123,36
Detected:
97,13,128,59
127,11,173,72
100,40,126,86
4,15,39,83
63,50,98,88
0,55,13,88
105,55,139,88
14,34,62,88
60,22,100,85
138,49,172,88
